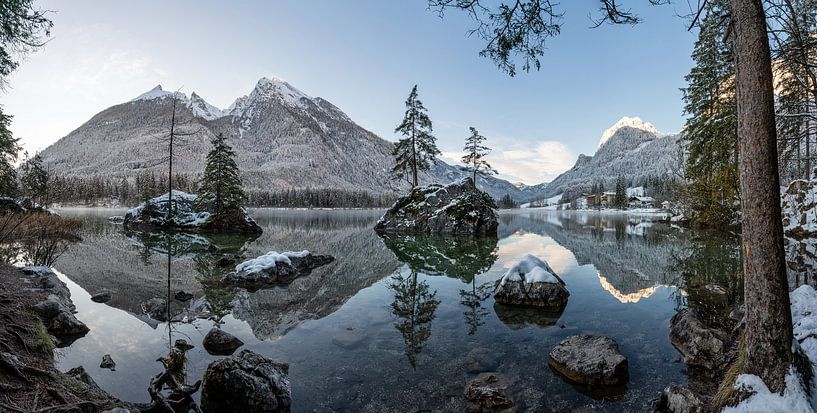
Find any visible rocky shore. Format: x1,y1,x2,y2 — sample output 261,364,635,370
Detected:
0,264,128,412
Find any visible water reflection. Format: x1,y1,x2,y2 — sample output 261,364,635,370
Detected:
380,234,498,282
388,269,440,368
50,208,804,411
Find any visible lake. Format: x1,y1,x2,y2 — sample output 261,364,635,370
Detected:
46,208,794,412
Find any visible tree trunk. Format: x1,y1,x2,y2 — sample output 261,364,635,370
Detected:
729,0,794,393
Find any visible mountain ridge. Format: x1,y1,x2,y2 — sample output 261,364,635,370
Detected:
39,77,544,204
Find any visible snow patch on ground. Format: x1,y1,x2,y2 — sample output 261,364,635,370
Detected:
235,250,310,273
723,285,817,413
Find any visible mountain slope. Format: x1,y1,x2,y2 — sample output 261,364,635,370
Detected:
542,117,681,198
40,78,538,202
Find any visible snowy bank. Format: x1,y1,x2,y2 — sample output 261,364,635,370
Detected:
782,177,817,239
723,285,817,412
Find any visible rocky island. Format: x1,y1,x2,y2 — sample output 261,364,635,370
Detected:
122,191,262,235
375,177,498,236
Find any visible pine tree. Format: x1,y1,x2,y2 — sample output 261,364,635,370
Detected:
198,133,245,216
20,152,48,206
614,175,627,209
460,127,497,189
680,2,739,228
392,85,440,188
0,109,19,196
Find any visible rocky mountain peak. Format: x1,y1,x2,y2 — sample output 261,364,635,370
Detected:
598,117,659,148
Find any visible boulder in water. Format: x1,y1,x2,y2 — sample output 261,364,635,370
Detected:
463,372,516,410
493,255,569,309
91,291,113,303
203,327,244,355
548,334,629,386
201,349,291,412
375,177,498,236
100,354,116,370
222,250,334,289
141,298,168,321
669,309,730,370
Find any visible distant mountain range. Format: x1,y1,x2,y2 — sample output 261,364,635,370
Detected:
38,77,543,203
541,117,681,199
37,77,680,205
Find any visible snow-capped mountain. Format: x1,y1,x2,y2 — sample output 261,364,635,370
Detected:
598,116,659,148
38,77,539,202
541,117,681,198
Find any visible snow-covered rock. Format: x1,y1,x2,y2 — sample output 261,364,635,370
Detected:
493,255,569,308
122,190,262,234
782,175,817,239
222,250,334,290
548,334,629,386
375,177,499,236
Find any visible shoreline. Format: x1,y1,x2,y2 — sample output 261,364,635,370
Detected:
0,264,130,412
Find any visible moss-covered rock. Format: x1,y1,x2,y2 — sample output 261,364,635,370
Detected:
375,177,498,236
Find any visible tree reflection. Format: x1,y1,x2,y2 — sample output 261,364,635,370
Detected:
671,230,742,329
459,279,492,335
388,269,440,369
380,235,498,282
193,254,238,326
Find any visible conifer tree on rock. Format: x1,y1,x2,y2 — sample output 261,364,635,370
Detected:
392,85,440,188
198,133,245,215
196,133,259,234
461,127,497,190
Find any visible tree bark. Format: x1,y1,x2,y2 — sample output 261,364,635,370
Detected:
729,0,794,393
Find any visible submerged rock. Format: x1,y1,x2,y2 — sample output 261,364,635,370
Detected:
669,309,730,369
174,290,194,302
141,298,168,321
548,334,629,386
463,372,516,410
201,349,291,412
465,347,500,374
203,327,244,355
216,253,239,267
91,291,113,303
122,190,262,235
100,354,116,370
375,177,499,236
493,255,569,309
652,383,706,413
222,250,334,289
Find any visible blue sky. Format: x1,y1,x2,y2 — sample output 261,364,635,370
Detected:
3,0,697,184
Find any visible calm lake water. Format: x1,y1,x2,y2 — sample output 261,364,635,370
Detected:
47,208,763,411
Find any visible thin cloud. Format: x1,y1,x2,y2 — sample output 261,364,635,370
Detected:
442,140,575,185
